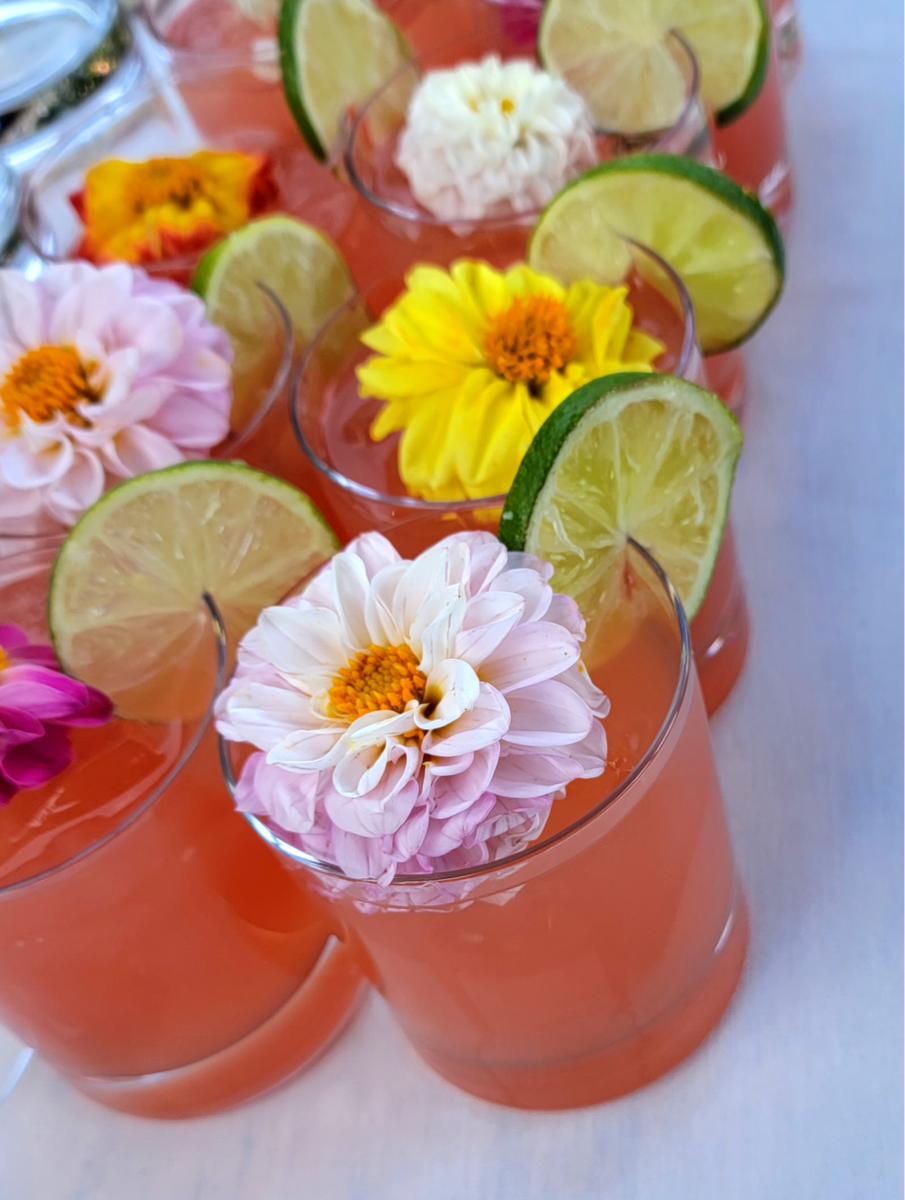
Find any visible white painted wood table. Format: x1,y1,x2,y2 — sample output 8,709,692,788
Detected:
0,0,901,1195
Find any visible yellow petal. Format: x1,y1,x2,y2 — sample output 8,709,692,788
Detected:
357,356,468,399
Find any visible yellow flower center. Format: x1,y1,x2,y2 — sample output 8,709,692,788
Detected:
328,644,427,721
0,647,8,672
1,345,99,428
484,294,577,390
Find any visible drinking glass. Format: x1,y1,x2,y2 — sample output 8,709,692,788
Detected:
0,542,365,1118
0,0,141,173
343,29,712,282
291,241,749,713
222,529,749,1109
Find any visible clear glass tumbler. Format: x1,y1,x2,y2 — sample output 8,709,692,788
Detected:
223,532,749,1109
0,543,364,1118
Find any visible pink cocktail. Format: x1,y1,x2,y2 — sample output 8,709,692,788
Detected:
224,530,749,1109
711,36,792,219
0,543,364,1118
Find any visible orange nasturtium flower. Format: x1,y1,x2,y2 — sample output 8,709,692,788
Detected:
70,150,278,267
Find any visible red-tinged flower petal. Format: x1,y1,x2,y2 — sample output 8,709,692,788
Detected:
0,666,92,722
3,723,73,788
0,624,30,653
0,704,44,748
65,684,114,726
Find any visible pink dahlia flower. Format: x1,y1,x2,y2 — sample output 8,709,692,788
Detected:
0,262,233,530
216,530,609,884
0,624,113,805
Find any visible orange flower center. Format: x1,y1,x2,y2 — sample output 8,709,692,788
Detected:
328,644,427,720
0,647,8,672
1,345,99,428
125,158,207,215
484,294,577,390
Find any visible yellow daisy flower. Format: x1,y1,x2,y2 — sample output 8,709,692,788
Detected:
357,260,664,502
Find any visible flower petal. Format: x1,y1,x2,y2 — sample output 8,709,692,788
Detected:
479,620,580,693
503,679,593,747
423,682,509,756
416,658,480,731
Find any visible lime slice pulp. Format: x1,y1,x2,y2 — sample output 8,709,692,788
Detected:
192,215,355,433
279,0,410,160
49,461,339,720
538,0,770,127
499,372,742,623
529,154,784,353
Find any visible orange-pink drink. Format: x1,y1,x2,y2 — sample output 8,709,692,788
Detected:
0,546,363,1119
242,539,749,1109
712,41,792,220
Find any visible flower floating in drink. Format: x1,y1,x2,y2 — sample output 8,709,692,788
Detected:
0,625,112,805
290,142,785,711
358,259,663,501
217,529,609,883
220,371,750,1109
70,150,278,271
0,263,232,531
394,56,596,222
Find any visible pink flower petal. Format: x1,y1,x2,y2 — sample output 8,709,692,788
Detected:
490,748,584,798
479,621,580,693
3,722,73,788
503,679,594,747
454,589,525,669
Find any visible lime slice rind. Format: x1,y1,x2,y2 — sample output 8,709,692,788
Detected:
49,461,339,719
192,215,355,433
538,0,771,127
529,154,785,353
279,0,410,160
500,373,742,622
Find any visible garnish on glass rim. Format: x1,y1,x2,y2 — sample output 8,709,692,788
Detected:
0,624,112,806
356,259,663,502
216,529,609,884
0,263,232,529
396,55,596,222
71,150,278,268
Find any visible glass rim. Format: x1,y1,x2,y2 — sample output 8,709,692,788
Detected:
343,28,702,228
291,237,698,513
220,535,692,888
0,0,121,115
0,541,228,898
140,1,274,71
17,77,294,277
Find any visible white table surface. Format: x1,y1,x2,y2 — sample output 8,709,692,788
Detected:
1,0,902,1195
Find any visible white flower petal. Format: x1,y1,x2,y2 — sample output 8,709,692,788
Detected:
256,606,345,680
0,429,73,488
416,658,480,731
410,584,466,672
44,448,105,525
423,682,509,756
223,678,328,752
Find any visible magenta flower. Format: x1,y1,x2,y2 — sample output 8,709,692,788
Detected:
0,624,113,805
